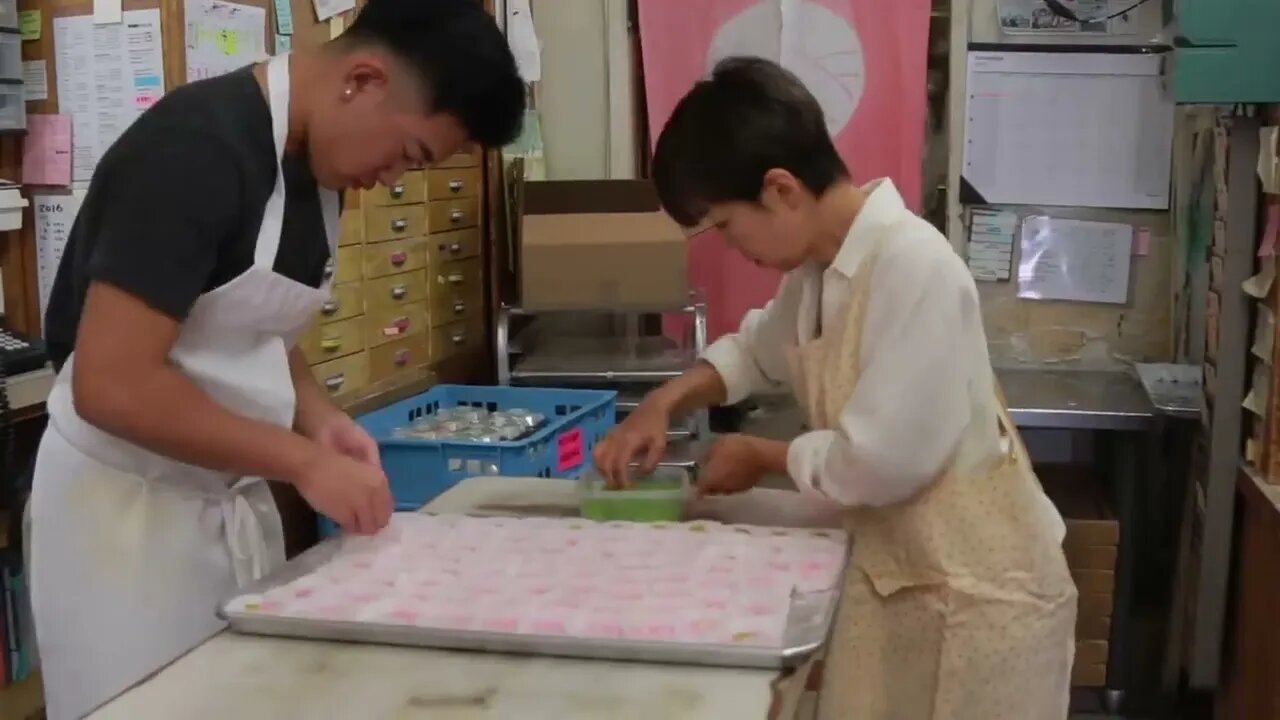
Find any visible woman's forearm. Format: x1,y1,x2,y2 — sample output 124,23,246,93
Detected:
649,360,729,417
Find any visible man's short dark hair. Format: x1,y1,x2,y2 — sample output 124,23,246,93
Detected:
652,57,848,227
342,0,525,148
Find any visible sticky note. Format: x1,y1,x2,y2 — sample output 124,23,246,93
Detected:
217,29,239,56
1133,227,1151,256
273,0,294,35
22,114,73,187
328,15,345,39
19,10,40,41
275,34,292,55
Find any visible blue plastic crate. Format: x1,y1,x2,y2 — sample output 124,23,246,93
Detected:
318,384,615,537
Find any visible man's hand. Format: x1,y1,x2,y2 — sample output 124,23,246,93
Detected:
308,412,381,467
292,450,394,535
696,434,787,498
593,395,672,488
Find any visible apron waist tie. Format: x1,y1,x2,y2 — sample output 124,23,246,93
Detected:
221,477,271,588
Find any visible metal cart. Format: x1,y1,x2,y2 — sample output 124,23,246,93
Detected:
495,291,711,465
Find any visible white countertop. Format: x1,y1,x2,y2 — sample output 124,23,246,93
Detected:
91,478,841,720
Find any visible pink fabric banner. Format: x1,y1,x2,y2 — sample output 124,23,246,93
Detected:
639,0,932,343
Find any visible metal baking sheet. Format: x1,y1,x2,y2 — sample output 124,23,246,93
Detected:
220,525,847,670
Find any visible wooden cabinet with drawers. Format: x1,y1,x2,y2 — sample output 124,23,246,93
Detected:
301,147,487,405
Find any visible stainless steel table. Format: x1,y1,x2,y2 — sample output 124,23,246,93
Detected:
997,368,1175,715
998,368,1157,431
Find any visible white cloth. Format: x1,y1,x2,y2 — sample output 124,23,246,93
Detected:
29,54,339,720
702,179,1003,508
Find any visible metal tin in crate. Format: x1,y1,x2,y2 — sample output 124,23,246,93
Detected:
318,385,617,537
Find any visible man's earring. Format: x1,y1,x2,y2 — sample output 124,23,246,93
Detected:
343,87,354,99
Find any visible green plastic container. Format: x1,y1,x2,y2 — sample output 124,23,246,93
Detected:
578,466,691,522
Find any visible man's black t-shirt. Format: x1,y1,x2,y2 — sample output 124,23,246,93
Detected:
44,66,333,371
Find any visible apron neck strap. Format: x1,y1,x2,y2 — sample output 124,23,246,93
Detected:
253,54,293,270
991,377,1025,464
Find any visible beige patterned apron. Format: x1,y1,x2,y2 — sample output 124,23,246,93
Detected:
788,243,1077,720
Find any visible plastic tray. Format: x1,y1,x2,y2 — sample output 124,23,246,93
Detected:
578,466,691,522
319,385,616,536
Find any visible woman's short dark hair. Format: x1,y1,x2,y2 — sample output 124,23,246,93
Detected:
652,57,848,227
341,0,525,148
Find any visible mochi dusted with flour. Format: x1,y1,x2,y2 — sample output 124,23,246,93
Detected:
225,513,846,648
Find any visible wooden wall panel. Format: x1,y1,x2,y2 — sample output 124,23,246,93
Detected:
14,0,273,335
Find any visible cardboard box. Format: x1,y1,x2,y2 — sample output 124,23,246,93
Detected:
1072,663,1108,687
1064,544,1118,571
1038,465,1120,547
1076,640,1109,666
1071,569,1116,595
519,180,688,311
1078,593,1115,619
1076,612,1111,641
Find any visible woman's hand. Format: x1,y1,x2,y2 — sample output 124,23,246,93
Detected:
593,395,673,488
696,434,788,497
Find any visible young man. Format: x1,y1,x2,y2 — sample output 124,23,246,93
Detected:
594,58,1076,719
30,1,523,716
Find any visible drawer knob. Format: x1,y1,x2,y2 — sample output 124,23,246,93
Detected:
389,184,405,199
447,242,462,254
321,299,339,315
452,300,466,315
451,332,466,346
324,374,346,391
390,284,408,300
449,209,464,223
382,316,410,336
323,259,335,279
391,218,409,232
393,349,411,366
320,337,342,351
390,251,408,266
446,272,464,285
448,180,464,193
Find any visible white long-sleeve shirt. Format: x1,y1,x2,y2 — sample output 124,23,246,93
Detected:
702,180,1003,508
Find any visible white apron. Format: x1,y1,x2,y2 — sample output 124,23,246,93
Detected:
786,235,1077,719
29,54,338,720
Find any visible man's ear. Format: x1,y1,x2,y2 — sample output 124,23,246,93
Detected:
762,168,805,210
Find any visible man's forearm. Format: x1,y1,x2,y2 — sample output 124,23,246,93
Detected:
649,360,729,418
288,346,341,437
74,363,320,484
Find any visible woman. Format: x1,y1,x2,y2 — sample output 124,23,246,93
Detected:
594,58,1076,719
29,1,523,716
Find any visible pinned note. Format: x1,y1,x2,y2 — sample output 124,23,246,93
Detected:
313,0,355,22
1260,126,1280,195
22,115,73,187
966,208,1017,282
22,61,48,102
19,10,41,40
1244,259,1277,300
35,189,86,317
328,14,345,38
94,0,123,24
273,0,294,35
507,0,541,83
1260,203,1280,258
184,0,267,82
